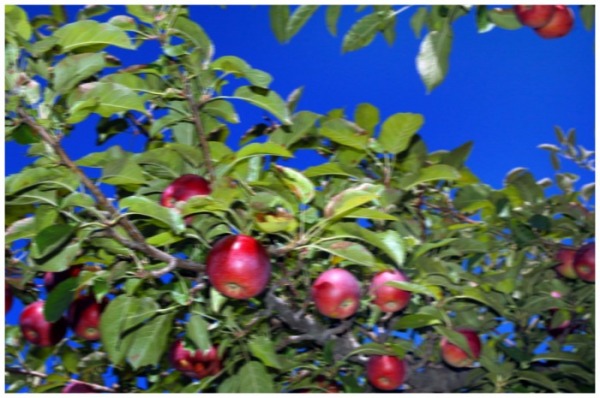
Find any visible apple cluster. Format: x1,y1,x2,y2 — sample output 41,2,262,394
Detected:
554,243,595,283
12,265,107,393
514,5,575,39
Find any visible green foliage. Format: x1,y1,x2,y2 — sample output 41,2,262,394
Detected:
4,4,594,394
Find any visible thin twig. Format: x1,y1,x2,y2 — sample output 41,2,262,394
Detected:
182,75,216,182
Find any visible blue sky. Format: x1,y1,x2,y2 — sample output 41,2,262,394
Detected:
5,4,595,391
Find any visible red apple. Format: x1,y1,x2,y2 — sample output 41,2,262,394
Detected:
62,381,95,393
169,339,222,379
161,174,211,207
206,234,271,299
312,268,361,319
6,284,13,313
369,270,411,312
366,355,406,391
43,265,83,292
19,300,68,347
440,328,481,368
574,242,595,282
534,5,574,39
514,5,556,28
554,248,578,279
67,295,108,341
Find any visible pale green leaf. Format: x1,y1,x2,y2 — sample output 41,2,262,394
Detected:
416,28,453,93
378,113,424,154
233,86,291,124
54,20,133,52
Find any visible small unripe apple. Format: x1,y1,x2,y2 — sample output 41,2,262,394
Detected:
19,300,68,347
534,5,574,39
312,268,361,319
514,5,556,28
62,381,95,393
440,328,481,368
169,339,222,379
6,284,13,313
366,355,406,391
554,248,578,279
206,234,271,299
574,242,595,282
67,295,108,341
369,270,411,312
43,265,83,292
161,174,211,207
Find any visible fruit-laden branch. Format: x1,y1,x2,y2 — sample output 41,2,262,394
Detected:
5,366,117,393
16,109,205,275
182,75,216,183
265,287,482,393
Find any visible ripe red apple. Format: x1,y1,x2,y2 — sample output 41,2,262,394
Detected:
169,339,221,379
67,295,108,341
19,300,68,347
534,5,574,39
43,265,83,292
369,270,412,312
161,174,211,207
514,5,556,28
206,234,271,299
554,248,578,279
6,284,13,313
440,328,481,368
366,355,406,391
312,268,361,319
574,242,595,282
62,381,95,393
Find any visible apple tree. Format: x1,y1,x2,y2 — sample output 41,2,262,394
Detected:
4,5,595,393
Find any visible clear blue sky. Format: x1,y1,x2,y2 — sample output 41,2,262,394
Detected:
5,4,596,390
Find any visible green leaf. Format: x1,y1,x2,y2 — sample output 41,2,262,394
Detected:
532,352,587,366
378,113,424,154
233,86,291,124
187,310,212,352
355,103,379,133
203,99,239,123
376,230,406,266
34,224,75,259
171,15,212,53
236,142,293,160
5,6,32,41
401,165,460,190
34,242,82,272
270,5,290,43
100,296,141,365
394,314,442,329
342,11,394,53
476,6,495,33
325,6,342,36
6,217,36,244
54,20,133,52
416,27,453,93
61,192,95,209
580,5,595,31
410,7,428,38
385,281,437,298
120,196,185,234
275,165,315,204
304,162,357,178
286,5,319,40
321,119,369,150
248,336,283,369
488,8,522,30
344,208,398,221
346,342,392,357
127,312,175,369
312,240,375,267
44,278,78,323
53,53,106,94
237,362,275,393
68,82,147,120
517,370,557,392
324,187,378,219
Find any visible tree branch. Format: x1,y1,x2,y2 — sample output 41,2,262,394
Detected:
5,367,117,393
17,108,205,275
